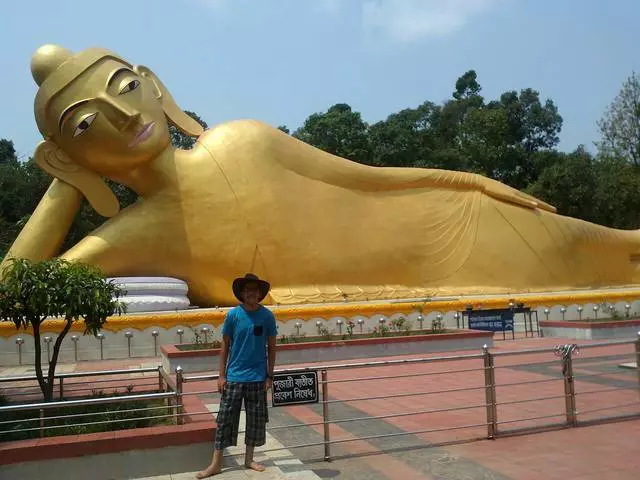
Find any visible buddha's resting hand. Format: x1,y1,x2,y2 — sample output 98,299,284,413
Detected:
478,176,556,213
376,167,558,213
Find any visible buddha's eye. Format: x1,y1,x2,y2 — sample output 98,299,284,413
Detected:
73,113,98,138
119,79,140,95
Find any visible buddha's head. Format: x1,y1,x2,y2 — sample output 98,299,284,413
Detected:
31,44,204,216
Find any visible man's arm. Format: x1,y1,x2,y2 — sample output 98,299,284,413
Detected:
267,335,276,378
218,309,235,392
266,312,278,389
220,335,231,376
218,335,231,392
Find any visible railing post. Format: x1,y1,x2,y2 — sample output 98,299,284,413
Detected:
71,335,79,362
16,337,24,366
635,332,640,389
158,366,164,393
321,369,331,462
125,331,134,358
97,333,105,360
556,344,578,427
39,409,44,438
482,344,498,439
175,366,184,425
44,336,52,363
152,330,159,357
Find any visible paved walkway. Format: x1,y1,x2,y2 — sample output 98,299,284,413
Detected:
3,334,640,479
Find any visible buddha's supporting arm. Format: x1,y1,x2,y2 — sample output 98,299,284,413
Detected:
0,179,82,272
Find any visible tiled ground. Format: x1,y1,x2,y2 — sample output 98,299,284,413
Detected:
131,403,323,480
2,333,640,479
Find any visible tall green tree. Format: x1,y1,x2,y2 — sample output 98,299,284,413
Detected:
597,71,640,166
496,89,563,153
369,102,442,168
525,147,598,222
432,71,485,153
525,147,640,229
0,139,17,165
590,155,640,228
453,70,483,101
293,103,372,164
0,258,125,401
460,88,562,188
0,155,50,257
458,106,513,180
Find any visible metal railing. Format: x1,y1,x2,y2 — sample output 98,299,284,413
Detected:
0,366,179,440
178,333,640,461
1,334,639,458
0,366,166,402
0,391,179,440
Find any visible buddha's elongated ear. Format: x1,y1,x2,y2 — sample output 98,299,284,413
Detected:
34,141,120,218
133,65,205,138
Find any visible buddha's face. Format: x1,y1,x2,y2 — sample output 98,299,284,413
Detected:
46,59,171,175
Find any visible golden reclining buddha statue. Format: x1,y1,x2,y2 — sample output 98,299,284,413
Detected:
2,44,640,307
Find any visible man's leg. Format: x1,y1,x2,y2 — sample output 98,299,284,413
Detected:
245,445,264,472
197,383,243,478
196,450,224,479
244,382,269,472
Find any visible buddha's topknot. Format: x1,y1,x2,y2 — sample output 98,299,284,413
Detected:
31,44,74,87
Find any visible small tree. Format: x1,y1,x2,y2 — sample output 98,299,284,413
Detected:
0,258,126,401
597,71,640,166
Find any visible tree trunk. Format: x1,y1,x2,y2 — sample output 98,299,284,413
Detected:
31,321,50,401
47,319,72,400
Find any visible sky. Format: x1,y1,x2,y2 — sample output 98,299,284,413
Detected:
1,0,639,160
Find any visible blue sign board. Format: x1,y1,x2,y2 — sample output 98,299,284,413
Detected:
467,309,514,332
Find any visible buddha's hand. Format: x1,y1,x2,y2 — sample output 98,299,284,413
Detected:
481,177,556,213
35,141,120,218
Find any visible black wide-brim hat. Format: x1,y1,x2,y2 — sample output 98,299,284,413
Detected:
232,273,271,303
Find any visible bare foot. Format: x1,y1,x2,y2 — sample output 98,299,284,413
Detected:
245,461,266,472
195,465,221,478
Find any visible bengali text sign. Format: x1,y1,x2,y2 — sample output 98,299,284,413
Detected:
271,370,319,407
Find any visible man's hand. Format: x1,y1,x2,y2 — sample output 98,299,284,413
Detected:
218,375,227,394
265,377,273,391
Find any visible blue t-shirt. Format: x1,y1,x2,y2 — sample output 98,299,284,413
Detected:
222,305,278,382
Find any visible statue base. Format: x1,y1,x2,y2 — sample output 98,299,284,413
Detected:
108,277,191,313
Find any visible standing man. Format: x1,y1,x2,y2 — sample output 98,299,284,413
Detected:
197,273,278,478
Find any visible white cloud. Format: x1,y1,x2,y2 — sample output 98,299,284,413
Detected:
362,0,499,43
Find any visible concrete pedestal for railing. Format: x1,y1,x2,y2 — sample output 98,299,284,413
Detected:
540,319,640,340
161,329,494,373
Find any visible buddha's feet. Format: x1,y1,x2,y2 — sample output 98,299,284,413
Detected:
245,461,266,472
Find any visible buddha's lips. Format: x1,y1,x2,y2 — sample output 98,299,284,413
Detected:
129,122,155,148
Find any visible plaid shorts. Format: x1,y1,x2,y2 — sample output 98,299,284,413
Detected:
214,381,269,450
